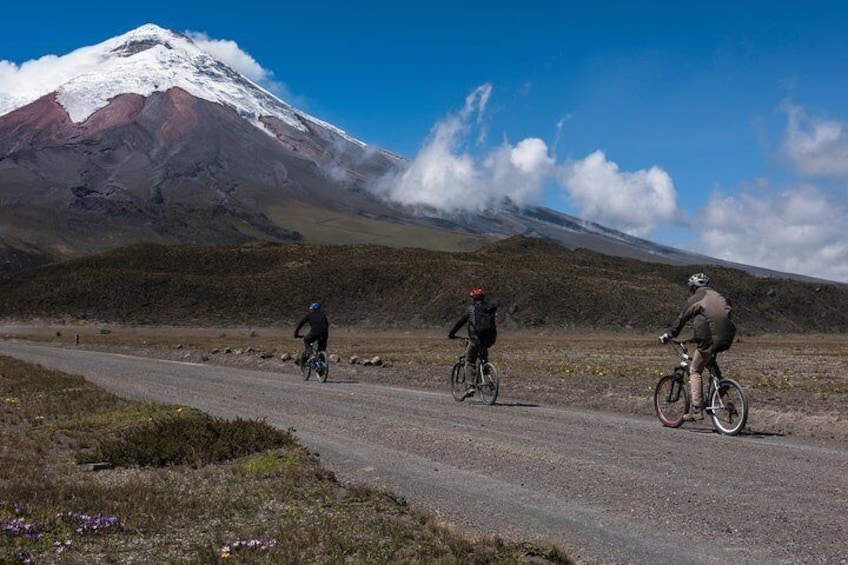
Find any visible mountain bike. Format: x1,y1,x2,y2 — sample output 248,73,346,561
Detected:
450,338,499,405
296,339,328,383
653,339,748,435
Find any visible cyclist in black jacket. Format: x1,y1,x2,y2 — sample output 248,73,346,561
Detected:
448,288,497,396
295,302,329,360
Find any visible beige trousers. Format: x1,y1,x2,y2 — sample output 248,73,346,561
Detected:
464,339,483,382
690,348,713,407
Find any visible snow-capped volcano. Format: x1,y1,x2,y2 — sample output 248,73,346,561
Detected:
0,23,361,147
1,24,767,278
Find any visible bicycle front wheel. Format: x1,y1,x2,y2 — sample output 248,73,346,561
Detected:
654,374,689,428
450,363,467,401
477,363,499,405
316,351,329,383
708,378,748,436
300,352,312,381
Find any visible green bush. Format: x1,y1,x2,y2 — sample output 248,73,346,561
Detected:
80,412,297,468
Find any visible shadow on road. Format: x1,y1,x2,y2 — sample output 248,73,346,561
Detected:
490,402,541,408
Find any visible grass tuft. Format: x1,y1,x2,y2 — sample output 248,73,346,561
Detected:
79,412,297,468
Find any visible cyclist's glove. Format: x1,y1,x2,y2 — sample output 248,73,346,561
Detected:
658,333,670,344
447,333,456,340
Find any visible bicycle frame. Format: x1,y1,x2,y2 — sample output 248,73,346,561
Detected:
670,339,723,397
450,337,499,405
298,338,328,383
654,339,748,435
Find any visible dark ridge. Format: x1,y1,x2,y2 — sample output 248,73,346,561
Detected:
1,236,846,333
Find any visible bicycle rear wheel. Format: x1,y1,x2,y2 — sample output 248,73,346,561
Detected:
708,378,748,436
316,351,329,383
477,362,499,405
300,352,312,381
654,374,689,428
450,362,467,401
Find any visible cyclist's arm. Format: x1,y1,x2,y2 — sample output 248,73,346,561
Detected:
667,293,703,337
447,312,469,338
294,316,308,338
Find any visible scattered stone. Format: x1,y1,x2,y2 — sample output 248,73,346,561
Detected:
246,346,254,353
260,351,273,359
82,462,113,472
175,343,183,349
211,347,220,354
280,352,292,362
224,347,232,354
369,356,383,366
349,355,361,365
329,354,341,363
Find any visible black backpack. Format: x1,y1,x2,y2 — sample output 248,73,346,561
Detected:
472,301,496,333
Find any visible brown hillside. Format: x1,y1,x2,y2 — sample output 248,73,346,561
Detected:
0,236,846,333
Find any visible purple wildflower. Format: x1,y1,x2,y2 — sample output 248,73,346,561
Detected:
1,517,42,541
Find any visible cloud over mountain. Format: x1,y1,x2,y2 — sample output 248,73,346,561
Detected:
370,83,679,237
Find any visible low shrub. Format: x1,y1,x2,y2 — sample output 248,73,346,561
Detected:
79,412,297,468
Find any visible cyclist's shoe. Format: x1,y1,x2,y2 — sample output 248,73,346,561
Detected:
683,405,704,421
461,386,476,399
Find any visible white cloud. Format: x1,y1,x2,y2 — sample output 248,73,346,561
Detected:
185,32,267,83
184,31,291,99
372,83,678,230
371,83,555,212
782,103,848,178
695,186,848,283
0,47,102,112
557,150,677,237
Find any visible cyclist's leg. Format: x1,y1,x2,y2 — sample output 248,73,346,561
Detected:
687,348,713,418
464,339,480,385
303,334,318,360
706,355,723,380
316,333,328,353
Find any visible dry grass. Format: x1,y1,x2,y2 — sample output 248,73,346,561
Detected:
0,354,576,564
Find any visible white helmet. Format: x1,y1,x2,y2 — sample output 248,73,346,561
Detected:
687,272,711,289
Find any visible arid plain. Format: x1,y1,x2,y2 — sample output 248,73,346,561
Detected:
5,324,847,444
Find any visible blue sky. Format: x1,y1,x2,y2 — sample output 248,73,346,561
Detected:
2,1,848,282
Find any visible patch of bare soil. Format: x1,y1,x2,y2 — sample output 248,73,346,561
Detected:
5,324,847,445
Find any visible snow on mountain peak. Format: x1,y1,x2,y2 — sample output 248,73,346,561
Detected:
3,23,362,146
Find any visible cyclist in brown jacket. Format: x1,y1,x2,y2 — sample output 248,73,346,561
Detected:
660,273,736,420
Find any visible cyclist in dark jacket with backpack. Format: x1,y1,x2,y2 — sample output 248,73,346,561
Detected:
448,288,497,396
295,302,329,355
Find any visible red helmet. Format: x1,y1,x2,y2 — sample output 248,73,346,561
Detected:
469,288,485,299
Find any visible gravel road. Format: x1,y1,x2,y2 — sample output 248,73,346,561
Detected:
2,340,845,565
